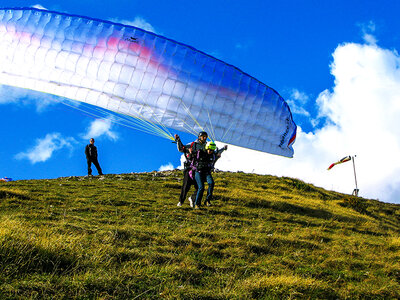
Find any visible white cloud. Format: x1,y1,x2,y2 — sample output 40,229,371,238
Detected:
15,133,76,164
287,89,311,117
363,33,377,45
0,85,20,104
215,38,400,203
82,118,118,141
0,85,58,112
291,89,309,103
109,17,157,33
159,163,175,171
358,21,378,45
179,154,186,170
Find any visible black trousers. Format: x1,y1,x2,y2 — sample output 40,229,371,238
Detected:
87,158,102,175
179,169,198,204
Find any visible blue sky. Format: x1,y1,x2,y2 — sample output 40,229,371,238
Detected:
1,1,400,203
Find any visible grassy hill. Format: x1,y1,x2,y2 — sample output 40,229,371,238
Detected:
0,170,399,299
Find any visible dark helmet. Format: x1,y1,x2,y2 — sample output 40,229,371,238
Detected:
198,131,208,138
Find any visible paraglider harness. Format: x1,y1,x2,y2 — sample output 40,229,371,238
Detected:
180,140,204,169
188,149,217,180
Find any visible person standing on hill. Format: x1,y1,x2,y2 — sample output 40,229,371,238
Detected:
85,138,103,176
192,141,227,209
174,131,208,207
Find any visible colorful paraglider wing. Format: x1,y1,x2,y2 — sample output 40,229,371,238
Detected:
0,7,297,157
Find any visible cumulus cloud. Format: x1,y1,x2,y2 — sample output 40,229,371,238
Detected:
82,118,118,141
286,89,311,117
358,21,378,45
109,16,157,33
178,154,186,170
159,163,175,171
15,133,76,164
216,38,400,203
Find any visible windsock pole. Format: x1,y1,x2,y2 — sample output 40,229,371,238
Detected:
352,155,359,196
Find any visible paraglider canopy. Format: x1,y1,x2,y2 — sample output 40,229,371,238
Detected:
0,7,297,157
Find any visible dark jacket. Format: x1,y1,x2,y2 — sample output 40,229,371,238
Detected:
85,144,98,159
176,137,207,170
192,147,226,173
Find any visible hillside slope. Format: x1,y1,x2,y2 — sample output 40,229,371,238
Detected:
1,171,400,299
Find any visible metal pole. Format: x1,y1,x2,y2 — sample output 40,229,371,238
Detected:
352,155,359,196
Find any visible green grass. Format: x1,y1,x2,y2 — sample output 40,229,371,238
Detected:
0,170,399,299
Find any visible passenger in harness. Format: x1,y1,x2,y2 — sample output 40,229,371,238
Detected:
174,131,208,207
192,141,227,209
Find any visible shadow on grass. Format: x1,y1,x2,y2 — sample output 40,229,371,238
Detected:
245,199,362,223
163,183,181,189
0,189,30,200
247,236,320,256
211,193,357,223
0,236,84,277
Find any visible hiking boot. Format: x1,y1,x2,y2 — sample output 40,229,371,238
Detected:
194,205,200,210
205,200,212,207
177,202,182,207
188,197,193,207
